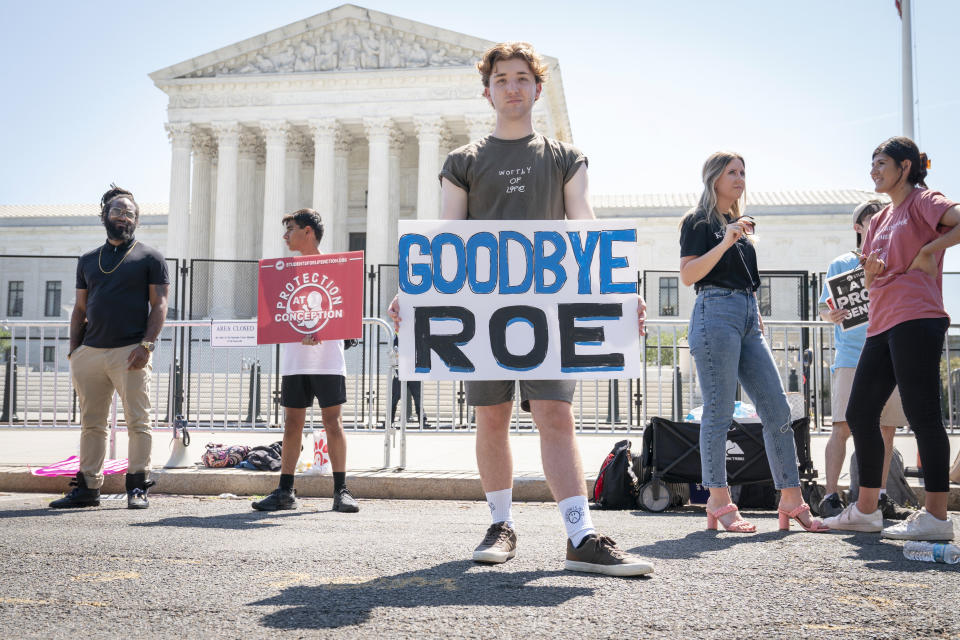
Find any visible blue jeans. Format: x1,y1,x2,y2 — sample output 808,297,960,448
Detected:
688,286,799,490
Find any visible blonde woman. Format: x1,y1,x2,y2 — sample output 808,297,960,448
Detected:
679,152,827,533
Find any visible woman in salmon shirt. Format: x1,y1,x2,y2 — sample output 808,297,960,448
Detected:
825,137,960,540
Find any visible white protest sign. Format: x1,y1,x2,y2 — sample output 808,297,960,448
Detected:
397,219,641,380
211,320,258,347
826,265,869,331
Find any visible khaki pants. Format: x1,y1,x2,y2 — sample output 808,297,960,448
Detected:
70,344,152,488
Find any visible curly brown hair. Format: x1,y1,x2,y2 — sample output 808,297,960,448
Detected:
476,42,549,87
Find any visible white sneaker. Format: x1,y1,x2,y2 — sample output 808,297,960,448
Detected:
881,508,955,541
822,503,883,532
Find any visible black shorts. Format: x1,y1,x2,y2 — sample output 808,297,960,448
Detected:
280,375,347,409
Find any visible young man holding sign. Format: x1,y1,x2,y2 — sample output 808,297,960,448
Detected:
390,43,651,576
253,209,359,513
817,200,911,520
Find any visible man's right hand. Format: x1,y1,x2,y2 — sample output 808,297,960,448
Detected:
388,294,400,331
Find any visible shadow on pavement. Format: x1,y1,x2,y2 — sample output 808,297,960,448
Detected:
0,506,76,519
249,560,602,629
129,510,316,530
625,513,792,559
840,534,960,572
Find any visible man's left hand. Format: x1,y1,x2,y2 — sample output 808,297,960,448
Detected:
637,295,647,337
127,345,150,370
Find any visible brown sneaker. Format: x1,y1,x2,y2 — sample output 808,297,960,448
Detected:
472,522,517,564
565,534,654,577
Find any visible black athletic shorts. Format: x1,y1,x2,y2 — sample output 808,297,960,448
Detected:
280,374,347,409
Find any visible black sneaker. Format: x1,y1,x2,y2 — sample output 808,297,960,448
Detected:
472,522,517,564
332,487,359,513
50,472,100,509
878,494,914,521
125,472,155,510
817,493,845,518
252,488,299,511
565,534,654,577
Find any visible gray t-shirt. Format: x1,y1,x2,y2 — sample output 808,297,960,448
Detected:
439,133,587,220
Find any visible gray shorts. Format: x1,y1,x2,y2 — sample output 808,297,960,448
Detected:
465,380,577,412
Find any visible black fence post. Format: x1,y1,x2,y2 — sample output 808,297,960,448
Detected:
165,360,184,423
672,365,683,422
1,349,16,423
606,379,620,423
245,361,263,424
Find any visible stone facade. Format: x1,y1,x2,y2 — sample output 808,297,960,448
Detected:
0,5,880,325
150,4,569,270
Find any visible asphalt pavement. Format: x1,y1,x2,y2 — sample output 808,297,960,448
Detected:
0,493,957,640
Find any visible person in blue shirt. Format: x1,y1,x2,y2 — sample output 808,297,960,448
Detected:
817,199,912,520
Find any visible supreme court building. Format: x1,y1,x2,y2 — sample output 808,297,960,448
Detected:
1,4,877,327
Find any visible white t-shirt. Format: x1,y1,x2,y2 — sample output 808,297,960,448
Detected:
280,339,346,376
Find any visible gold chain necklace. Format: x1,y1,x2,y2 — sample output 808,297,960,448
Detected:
98,240,138,275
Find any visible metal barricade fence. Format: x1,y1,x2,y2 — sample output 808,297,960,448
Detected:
2,318,958,442
0,318,395,430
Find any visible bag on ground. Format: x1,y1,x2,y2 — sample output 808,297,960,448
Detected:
246,441,283,471
201,443,251,468
848,447,920,508
592,439,640,509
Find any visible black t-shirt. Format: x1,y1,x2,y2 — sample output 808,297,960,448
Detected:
679,210,759,291
76,238,169,348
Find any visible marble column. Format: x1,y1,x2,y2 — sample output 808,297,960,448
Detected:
300,152,314,215
234,133,260,318
413,116,445,220
284,130,305,214
333,134,351,253
189,131,215,317
212,122,241,260
534,112,550,137
189,131,215,264
387,130,404,262
465,113,495,142
210,122,240,318
164,122,192,264
308,118,338,254
260,121,288,259
254,142,266,255
235,133,261,260
362,117,399,272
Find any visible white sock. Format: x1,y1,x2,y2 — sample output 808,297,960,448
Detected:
558,495,595,547
879,489,886,496
486,488,514,529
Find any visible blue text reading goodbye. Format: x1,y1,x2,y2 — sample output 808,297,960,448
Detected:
398,229,638,295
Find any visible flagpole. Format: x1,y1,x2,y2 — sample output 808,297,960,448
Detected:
901,0,914,138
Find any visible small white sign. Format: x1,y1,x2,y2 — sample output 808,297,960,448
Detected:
211,321,258,348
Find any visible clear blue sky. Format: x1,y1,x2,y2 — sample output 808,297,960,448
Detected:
1,1,957,215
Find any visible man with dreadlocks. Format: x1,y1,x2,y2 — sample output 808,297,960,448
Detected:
50,185,169,510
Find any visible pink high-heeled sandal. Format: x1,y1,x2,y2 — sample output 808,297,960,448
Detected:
706,504,756,532
778,503,829,533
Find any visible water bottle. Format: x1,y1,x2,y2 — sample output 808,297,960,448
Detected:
902,541,960,564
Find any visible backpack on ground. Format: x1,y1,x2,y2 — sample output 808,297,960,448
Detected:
246,441,284,471
730,482,777,509
848,447,920,508
201,443,251,468
592,439,640,509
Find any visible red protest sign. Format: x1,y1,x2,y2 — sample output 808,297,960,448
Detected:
257,251,365,344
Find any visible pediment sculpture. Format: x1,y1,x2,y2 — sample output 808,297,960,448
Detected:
183,19,480,78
